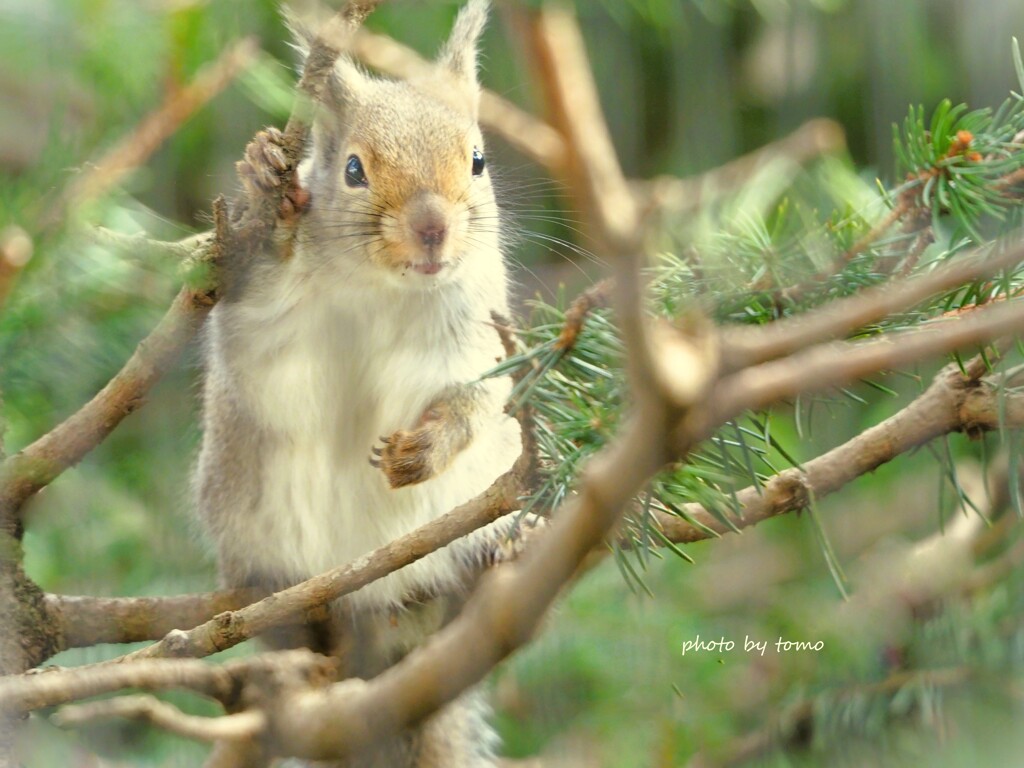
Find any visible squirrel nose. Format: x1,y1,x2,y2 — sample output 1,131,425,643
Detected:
406,192,450,251
416,223,447,248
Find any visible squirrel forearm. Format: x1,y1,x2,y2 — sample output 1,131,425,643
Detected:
374,380,499,489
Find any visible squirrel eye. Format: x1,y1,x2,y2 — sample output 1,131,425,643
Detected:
345,155,368,188
471,147,485,177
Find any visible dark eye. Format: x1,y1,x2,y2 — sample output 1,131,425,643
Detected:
345,155,368,187
471,147,485,177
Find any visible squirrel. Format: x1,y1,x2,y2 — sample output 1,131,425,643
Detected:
195,1,528,765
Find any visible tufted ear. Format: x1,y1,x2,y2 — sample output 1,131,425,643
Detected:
284,8,368,169
284,9,367,113
436,0,489,112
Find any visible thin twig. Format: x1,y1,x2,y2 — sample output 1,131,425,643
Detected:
0,649,333,714
723,237,1024,370
54,38,258,221
89,227,211,263
637,118,847,216
554,277,613,352
52,695,266,743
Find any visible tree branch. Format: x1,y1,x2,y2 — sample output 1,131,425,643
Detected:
89,227,211,263
0,278,217,533
98,448,527,664
724,237,1024,370
52,695,266,743
713,296,1024,421
636,118,847,216
53,38,258,223
653,364,1024,543
46,590,260,650
0,649,332,714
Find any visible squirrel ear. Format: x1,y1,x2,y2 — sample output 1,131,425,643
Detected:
284,8,366,112
284,9,366,170
437,0,489,106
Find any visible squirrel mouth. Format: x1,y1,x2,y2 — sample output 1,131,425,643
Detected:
411,261,444,276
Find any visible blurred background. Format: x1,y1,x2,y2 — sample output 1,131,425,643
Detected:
3,0,1024,765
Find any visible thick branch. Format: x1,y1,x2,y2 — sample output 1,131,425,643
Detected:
655,366,1024,543
0,649,331,714
104,451,527,664
46,589,260,650
269,398,703,760
266,296,1024,761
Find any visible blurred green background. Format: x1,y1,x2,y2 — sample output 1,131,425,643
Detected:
4,0,1024,765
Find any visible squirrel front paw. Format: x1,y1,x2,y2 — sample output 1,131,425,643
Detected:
370,427,439,489
236,127,310,222
369,399,473,489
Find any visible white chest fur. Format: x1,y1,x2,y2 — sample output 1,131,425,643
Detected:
199,250,519,610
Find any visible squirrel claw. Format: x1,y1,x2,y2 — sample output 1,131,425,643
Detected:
371,427,437,489
237,127,308,226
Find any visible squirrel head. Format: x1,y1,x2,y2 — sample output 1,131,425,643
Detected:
292,0,501,289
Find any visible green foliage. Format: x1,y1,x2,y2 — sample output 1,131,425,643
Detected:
486,83,1024,759
496,81,1024,575
5,1,1024,765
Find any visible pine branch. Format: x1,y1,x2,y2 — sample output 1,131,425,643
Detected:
653,364,1024,543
